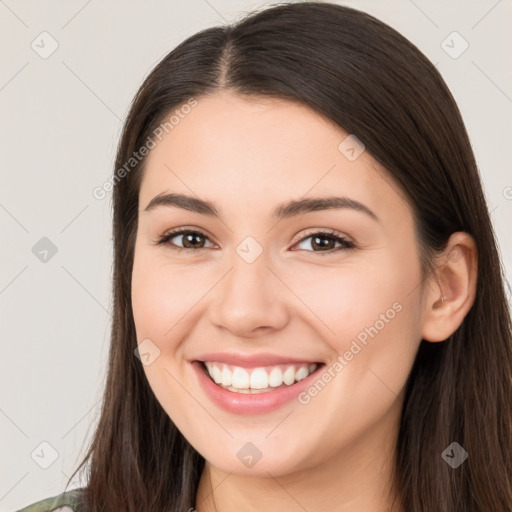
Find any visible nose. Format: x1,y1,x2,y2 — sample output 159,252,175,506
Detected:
209,250,290,338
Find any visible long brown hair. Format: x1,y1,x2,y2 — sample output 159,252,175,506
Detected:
67,2,512,510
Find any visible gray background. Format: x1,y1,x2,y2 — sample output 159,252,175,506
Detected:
1,0,511,509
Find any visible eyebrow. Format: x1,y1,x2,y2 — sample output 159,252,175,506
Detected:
143,193,378,221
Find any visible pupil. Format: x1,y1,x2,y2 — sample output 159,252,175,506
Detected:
312,235,332,250
184,233,203,248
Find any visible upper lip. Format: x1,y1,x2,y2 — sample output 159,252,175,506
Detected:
193,352,322,368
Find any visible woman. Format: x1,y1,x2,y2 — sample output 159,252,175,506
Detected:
17,2,512,511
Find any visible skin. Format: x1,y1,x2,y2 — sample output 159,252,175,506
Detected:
131,90,477,512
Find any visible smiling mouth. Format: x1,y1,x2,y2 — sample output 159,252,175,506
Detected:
198,360,325,394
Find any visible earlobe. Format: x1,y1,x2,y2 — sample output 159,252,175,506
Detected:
421,232,478,343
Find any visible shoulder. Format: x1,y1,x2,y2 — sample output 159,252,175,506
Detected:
14,488,85,512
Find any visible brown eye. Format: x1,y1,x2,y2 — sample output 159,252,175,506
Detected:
292,230,355,254
179,232,206,249
156,229,214,251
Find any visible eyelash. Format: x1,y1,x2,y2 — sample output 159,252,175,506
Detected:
155,228,355,256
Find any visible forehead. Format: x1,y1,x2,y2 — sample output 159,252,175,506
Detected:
138,91,409,223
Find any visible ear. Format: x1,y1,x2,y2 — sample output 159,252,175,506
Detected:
421,232,478,342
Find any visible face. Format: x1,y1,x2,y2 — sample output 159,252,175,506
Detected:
131,91,426,477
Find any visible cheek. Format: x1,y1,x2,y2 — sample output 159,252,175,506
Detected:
131,252,205,341
286,262,421,455
131,252,207,421
285,248,422,385
283,253,418,339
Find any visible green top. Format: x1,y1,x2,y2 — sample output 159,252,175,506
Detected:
15,489,85,512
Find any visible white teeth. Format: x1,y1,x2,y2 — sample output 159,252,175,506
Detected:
250,368,269,389
295,366,309,381
268,367,283,387
203,362,318,392
221,365,232,386
210,364,222,384
283,366,296,385
232,367,250,389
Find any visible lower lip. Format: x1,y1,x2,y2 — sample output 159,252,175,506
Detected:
191,361,324,415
